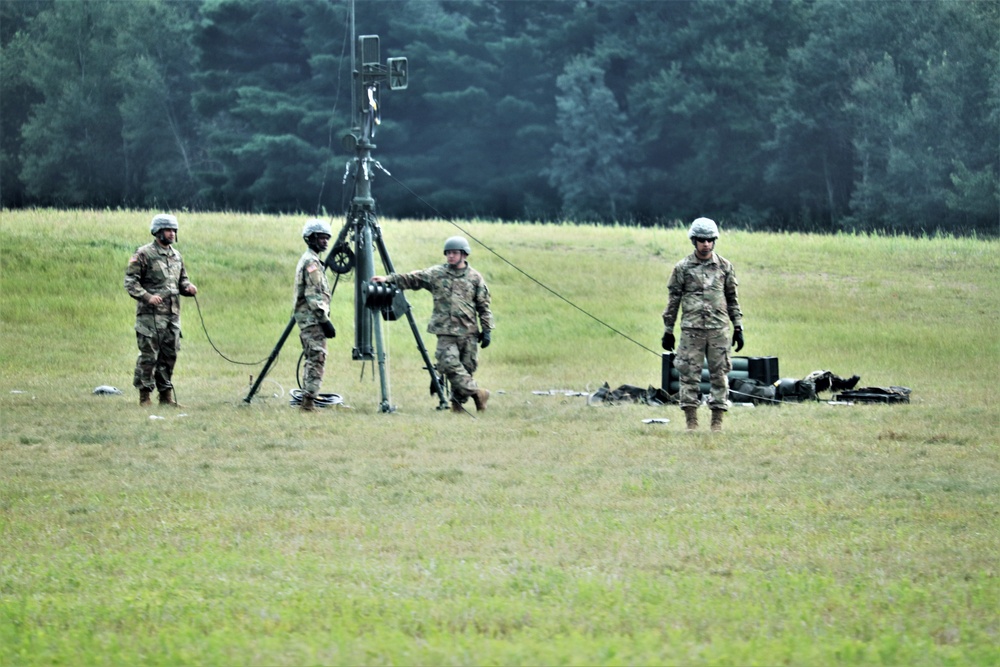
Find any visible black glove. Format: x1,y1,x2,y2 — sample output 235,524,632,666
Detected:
479,330,491,349
732,327,744,352
661,331,675,351
320,319,336,339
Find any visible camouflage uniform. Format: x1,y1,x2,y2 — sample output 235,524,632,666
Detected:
662,252,743,410
386,263,493,403
124,241,194,392
293,248,332,397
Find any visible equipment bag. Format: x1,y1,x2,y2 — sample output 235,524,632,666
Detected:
834,386,911,404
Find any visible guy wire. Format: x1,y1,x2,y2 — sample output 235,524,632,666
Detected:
380,172,663,358
193,294,272,366
314,6,352,216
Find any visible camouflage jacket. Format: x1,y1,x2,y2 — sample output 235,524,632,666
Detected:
662,252,743,331
124,241,193,334
388,263,494,337
293,249,331,329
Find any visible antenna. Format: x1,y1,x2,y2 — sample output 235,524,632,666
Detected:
245,4,437,412
349,0,356,129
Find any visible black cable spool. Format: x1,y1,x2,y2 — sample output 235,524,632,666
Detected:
364,281,399,308
327,243,355,274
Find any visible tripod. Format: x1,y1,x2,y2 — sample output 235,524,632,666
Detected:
332,150,449,412
242,148,448,411
245,34,444,411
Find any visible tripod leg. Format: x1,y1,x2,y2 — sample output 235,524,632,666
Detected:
370,305,393,413
244,316,296,403
373,229,450,410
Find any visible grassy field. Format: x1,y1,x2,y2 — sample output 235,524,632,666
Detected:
1,209,998,665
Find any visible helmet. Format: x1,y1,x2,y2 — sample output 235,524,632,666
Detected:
688,217,719,239
302,218,332,240
443,236,471,255
150,214,178,235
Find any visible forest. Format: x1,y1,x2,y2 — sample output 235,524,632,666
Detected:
2,0,997,235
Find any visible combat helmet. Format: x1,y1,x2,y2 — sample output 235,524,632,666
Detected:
301,218,333,240
688,217,719,239
150,214,179,236
443,236,471,255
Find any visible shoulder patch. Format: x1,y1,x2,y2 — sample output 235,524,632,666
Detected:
306,264,318,273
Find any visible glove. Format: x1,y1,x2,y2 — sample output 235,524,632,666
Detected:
320,319,336,339
732,327,744,352
661,331,675,351
479,330,491,349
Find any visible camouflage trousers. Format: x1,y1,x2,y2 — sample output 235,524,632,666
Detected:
674,327,732,410
435,334,480,401
133,326,180,392
298,324,328,397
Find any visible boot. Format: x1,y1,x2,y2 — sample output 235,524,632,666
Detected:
683,406,699,430
472,388,490,412
450,399,464,413
711,409,725,432
158,388,178,406
139,388,152,407
300,393,316,412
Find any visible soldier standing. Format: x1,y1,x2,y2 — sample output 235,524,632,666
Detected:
293,219,337,412
661,218,744,431
124,213,198,406
371,236,494,412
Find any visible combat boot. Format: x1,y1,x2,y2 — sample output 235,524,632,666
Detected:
300,393,316,412
472,388,490,412
158,388,178,406
683,406,699,430
711,409,725,432
450,399,464,413
139,389,152,407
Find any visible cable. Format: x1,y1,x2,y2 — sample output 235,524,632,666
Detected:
381,171,662,358
192,294,271,366
730,388,784,405
289,388,344,408
314,6,352,216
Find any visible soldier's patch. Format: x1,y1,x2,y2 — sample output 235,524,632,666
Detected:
307,264,317,273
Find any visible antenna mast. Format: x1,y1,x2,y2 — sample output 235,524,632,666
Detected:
245,2,433,411
349,0,356,129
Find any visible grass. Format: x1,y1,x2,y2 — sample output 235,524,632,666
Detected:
1,209,998,665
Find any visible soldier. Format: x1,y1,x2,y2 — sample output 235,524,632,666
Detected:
661,217,744,431
371,236,494,412
124,213,198,406
293,219,337,412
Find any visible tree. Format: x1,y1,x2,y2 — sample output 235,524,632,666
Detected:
0,0,51,207
938,0,1000,231
766,0,998,234
374,0,583,220
13,0,201,207
623,0,803,226
762,0,861,230
839,0,999,233
844,54,906,231
114,0,202,207
17,0,133,205
192,0,345,212
547,55,635,222
1,0,994,233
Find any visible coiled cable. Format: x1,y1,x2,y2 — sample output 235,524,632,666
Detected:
289,388,344,408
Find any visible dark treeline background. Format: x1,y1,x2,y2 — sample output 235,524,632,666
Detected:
2,0,997,235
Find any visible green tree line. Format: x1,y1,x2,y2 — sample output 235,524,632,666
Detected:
2,0,997,234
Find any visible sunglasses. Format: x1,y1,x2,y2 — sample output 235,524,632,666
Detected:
693,237,716,244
